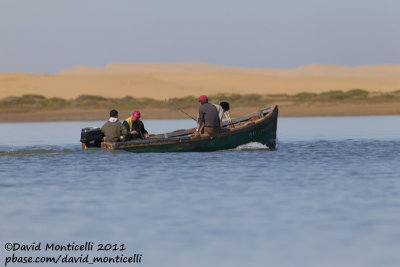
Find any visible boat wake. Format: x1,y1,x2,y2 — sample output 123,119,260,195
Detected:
233,142,272,151
0,146,81,157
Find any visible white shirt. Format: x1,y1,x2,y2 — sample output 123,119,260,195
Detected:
213,104,224,121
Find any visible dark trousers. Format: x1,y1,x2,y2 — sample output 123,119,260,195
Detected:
204,127,221,136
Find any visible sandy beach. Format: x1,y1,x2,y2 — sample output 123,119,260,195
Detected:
1,63,400,121
2,63,400,99
1,102,399,122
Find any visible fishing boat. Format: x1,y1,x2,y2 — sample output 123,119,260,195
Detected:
80,105,278,152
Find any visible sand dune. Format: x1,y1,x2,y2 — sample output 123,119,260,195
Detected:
61,62,400,77
1,63,400,100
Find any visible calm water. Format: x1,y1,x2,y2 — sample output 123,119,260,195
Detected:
1,116,400,267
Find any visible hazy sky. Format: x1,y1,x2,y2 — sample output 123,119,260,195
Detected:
1,0,399,73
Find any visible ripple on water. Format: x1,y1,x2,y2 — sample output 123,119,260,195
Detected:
1,118,400,267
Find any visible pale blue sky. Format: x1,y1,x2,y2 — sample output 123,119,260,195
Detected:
1,0,399,73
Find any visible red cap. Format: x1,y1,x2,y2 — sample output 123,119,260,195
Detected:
198,95,208,103
132,110,141,121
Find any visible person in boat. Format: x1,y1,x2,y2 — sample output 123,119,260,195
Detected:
215,101,230,127
194,95,221,136
197,101,230,129
196,101,231,128
123,110,149,140
101,109,128,142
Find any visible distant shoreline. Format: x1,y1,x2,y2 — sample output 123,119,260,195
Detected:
1,90,399,122
2,63,400,100
2,62,400,122
1,102,399,122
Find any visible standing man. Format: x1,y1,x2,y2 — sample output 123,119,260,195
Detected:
101,109,128,142
123,110,149,140
194,95,221,136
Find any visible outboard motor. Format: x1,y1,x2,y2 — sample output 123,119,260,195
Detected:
80,127,104,149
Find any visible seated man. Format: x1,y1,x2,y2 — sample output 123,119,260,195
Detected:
101,109,128,142
197,101,230,127
194,95,221,136
123,110,149,140
214,101,230,128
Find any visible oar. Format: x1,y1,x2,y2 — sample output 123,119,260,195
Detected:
167,100,197,121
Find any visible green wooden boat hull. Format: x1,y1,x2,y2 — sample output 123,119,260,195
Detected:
113,106,278,153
